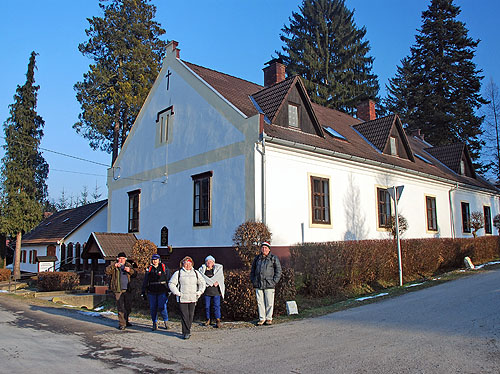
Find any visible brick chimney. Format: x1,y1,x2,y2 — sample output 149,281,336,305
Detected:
356,99,376,122
263,58,286,87
410,128,425,141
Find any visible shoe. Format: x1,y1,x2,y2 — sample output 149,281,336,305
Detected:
126,322,132,327
204,319,211,326
215,319,221,328
257,320,265,326
118,325,126,330
152,322,157,331
164,321,168,330
183,333,191,340
264,320,272,325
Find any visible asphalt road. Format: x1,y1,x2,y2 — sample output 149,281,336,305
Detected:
1,268,500,373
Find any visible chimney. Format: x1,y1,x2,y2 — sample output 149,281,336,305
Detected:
263,58,286,87
410,128,425,141
356,99,376,122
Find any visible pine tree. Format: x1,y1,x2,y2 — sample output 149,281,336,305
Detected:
386,0,486,165
74,0,167,164
0,52,49,279
279,0,379,114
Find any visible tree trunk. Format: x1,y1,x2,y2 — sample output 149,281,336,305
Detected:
13,231,22,279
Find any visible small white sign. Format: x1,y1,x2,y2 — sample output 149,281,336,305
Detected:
286,300,298,315
38,262,54,272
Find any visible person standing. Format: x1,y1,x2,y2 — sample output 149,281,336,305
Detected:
142,254,171,331
106,252,136,330
199,255,225,328
250,242,282,325
169,256,206,339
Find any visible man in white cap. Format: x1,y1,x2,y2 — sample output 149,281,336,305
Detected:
250,242,282,325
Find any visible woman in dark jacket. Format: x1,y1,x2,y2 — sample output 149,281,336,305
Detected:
142,254,171,331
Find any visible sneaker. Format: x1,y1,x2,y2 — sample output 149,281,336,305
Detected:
183,333,191,340
163,321,168,330
264,320,272,325
257,320,265,326
215,319,221,328
126,322,133,327
118,325,126,330
152,322,157,331
204,319,211,326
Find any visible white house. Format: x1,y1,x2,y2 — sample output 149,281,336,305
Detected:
20,200,107,273
106,41,499,265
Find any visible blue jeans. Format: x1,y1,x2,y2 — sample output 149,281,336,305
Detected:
148,293,168,323
204,295,221,320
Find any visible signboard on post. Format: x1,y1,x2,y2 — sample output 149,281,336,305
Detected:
37,256,57,272
388,185,404,287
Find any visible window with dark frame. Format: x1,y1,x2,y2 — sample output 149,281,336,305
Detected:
21,250,26,263
311,176,330,224
192,171,212,226
426,196,437,231
288,103,299,128
377,188,392,228
128,189,140,233
461,202,471,233
33,250,37,264
484,205,492,234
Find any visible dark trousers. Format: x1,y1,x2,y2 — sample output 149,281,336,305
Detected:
179,302,196,335
115,290,132,327
204,295,221,320
148,292,168,323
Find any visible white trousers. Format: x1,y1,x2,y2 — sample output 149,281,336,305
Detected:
255,288,275,321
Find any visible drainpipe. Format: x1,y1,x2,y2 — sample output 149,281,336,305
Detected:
260,133,267,224
448,183,459,238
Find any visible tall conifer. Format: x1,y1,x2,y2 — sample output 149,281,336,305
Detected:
74,0,166,164
279,0,379,115
386,0,486,165
1,52,48,279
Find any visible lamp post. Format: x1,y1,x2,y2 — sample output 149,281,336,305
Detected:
388,185,404,286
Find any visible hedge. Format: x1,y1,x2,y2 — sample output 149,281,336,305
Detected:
37,272,80,291
127,267,296,321
0,268,11,282
291,236,500,298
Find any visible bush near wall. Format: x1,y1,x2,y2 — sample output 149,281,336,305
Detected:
127,267,296,321
0,268,11,282
37,272,80,291
291,236,500,298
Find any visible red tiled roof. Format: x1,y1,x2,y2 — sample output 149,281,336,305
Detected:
424,143,465,174
353,115,396,152
252,76,296,121
22,200,107,246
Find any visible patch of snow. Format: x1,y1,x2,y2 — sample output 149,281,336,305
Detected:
0,290,9,293
63,304,77,308
100,311,117,316
405,282,425,288
475,261,500,270
356,293,388,301
78,311,101,317
93,306,104,311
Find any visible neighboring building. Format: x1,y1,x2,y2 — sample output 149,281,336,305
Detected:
106,41,499,265
20,200,108,273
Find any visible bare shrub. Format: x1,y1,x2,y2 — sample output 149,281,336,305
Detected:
232,221,271,269
132,239,157,272
470,211,484,238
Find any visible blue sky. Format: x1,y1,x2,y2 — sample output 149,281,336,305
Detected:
1,0,498,203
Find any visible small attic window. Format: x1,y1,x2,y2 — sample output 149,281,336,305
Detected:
460,160,465,175
415,154,433,164
288,103,299,127
389,137,397,156
324,127,347,141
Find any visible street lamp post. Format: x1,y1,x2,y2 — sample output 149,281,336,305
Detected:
388,185,404,287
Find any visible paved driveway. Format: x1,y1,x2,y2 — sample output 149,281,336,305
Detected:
1,268,500,373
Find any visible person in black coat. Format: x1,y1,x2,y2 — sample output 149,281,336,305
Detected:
142,254,171,331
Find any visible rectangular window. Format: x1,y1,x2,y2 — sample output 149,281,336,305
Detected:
461,202,471,233
128,190,140,233
377,188,392,228
484,205,492,234
156,106,174,145
288,103,299,127
390,137,397,156
426,196,438,231
311,176,330,224
192,171,212,226
33,250,37,264
21,250,26,263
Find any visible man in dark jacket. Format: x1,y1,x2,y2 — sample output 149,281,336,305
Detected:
105,252,136,330
250,242,282,325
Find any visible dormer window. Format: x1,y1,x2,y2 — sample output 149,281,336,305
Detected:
390,137,397,156
460,160,465,175
288,103,299,127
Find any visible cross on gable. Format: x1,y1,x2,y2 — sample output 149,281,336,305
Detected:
166,70,172,90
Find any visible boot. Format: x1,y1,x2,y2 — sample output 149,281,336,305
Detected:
152,322,157,331
204,319,211,326
215,318,221,328
164,321,168,330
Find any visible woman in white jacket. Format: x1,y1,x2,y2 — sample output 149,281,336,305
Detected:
199,255,225,328
169,256,206,339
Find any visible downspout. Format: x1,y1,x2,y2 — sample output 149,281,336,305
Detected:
448,183,459,238
256,114,266,224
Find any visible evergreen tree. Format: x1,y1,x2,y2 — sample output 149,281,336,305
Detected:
74,0,167,164
91,181,102,202
279,0,379,114
57,188,69,210
385,0,486,165
0,52,49,279
480,79,500,182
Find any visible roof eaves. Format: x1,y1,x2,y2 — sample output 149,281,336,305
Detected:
60,201,108,244
250,95,271,124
